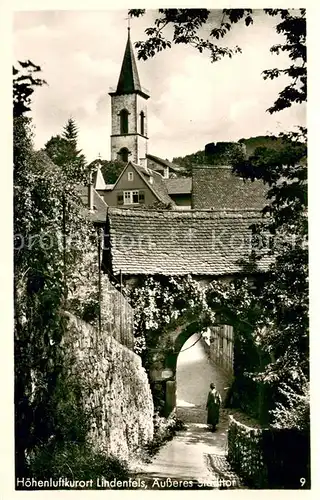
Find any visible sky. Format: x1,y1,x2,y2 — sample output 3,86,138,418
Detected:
13,9,306,162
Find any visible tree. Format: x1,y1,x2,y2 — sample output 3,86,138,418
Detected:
14,62,100,476
129,8,306,113
44,118,87,184
13,60,47,118
88,158,126,185
230,131,308,416
63,117,78,141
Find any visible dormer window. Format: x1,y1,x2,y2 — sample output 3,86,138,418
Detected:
128,172,134,181
120,109,129,134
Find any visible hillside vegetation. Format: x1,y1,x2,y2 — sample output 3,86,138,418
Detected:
172,136,289,175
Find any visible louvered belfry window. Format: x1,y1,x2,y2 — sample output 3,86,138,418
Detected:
120,109,129,134
140,111,145,136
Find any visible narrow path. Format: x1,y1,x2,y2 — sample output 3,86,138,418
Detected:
132,335,240,489
133,409,233,489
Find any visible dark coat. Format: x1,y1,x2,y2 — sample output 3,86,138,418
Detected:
206,388,222,427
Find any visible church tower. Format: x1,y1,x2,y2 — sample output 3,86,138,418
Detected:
109,28,149,165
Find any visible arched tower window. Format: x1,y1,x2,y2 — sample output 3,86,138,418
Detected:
119,147,129,163
140,111,145,136
120,109,129,134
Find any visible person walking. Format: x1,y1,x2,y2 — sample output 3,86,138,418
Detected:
206,383,222,432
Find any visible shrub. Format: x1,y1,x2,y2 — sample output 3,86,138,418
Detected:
25,442,130,487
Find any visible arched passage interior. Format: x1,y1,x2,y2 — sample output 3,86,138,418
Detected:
162,321,234,419
176,333,228,423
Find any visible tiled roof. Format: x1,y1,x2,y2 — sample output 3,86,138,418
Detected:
146,154,186,173
76,185,108,223
165,178,192,195
107,208,270,276
132,163,174,206
192,166,267,210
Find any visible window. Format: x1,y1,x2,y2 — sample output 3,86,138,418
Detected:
132,191,139,203
120,109,129,134
119,147,129,163
117,193,123,205
124,191,131,205
140,111,145,136
122,190,145,205
128,171,134,181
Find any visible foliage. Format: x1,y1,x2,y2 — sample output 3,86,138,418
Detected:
129,8,306,114
13,60,47,118
172,137,295,173
14,61,101,475
230,130,308,394
172,149,207,175
63,117,79,141
88,158,126,185
27,444,129,485
44,118,87,183
173,142,243,173
270,377,309,431
127,275,213,365
129,9,242,61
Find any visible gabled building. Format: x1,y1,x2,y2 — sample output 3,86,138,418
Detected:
101,161,174,208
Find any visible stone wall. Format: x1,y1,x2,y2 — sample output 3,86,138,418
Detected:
62,312,154,462
100,276,135,350
227,415,310,488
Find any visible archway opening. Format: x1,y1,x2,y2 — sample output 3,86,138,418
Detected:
176,332,217,423
174,325,234,423
118,147,129,163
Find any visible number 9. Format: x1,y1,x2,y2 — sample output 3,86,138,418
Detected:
300,478,306,487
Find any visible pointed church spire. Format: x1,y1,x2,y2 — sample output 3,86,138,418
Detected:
112,28,149,99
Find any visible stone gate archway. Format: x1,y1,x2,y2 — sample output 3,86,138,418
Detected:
149,318,235,417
